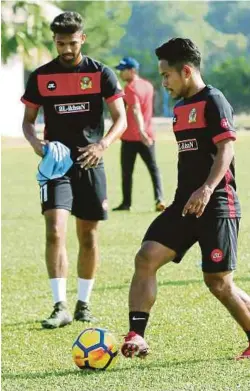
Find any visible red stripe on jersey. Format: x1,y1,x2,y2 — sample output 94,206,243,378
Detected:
173,101,206,132
37,72,101,97
21,97,40,109
213,131,236,144
105,92,125,103
225,170,236,218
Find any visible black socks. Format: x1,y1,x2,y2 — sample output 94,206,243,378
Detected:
129,311,149,337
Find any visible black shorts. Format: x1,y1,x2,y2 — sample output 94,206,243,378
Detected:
39,165,108,220
143,205,240,273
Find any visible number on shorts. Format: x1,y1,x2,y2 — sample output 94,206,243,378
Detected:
40,184,48,203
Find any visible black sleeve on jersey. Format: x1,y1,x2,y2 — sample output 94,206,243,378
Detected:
21,71,43,108
101,66,124,102
205,93,236,144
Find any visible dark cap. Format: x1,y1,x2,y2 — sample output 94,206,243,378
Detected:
115,57,140,70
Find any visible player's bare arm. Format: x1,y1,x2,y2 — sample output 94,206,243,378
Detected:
22,106,48,157
77,97,127,168
182,138,235,218
132,103,153,147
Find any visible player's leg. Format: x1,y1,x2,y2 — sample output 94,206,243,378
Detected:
113,141,137,210
235,287,250,312
40,177,73,328
72,165,108,321
122,208,197,358
204,271,250,359
121,241,176,358
200,217,250,359
138,141,165,211
74,219,99,322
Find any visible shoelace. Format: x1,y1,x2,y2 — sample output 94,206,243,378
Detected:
49,305,65,318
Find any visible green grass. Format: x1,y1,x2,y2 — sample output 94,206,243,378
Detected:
2,131,250,391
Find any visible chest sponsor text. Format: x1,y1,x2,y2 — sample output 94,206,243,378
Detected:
54,102,90,114
178,138,198,152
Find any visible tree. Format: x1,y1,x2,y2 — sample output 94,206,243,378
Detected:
53,0,131,65
1,0,131,68
207,57,250,113
1,1,58,68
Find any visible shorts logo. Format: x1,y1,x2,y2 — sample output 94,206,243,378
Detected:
178,138,198,152
188,108,197,123
80,76,92,90
54,102,90,114
211,249,223,263
47,81,57,91
102,199,108,211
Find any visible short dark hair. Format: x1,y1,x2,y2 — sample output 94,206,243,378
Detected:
155,38,201,70
50,11,84,35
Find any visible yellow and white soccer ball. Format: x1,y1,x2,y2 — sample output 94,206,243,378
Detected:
72,327,119,370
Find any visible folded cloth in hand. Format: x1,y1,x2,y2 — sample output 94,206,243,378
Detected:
36,141,73,186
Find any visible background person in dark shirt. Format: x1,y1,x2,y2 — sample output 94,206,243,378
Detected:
21,11,127,328
121,38,250,360
112,57,166,212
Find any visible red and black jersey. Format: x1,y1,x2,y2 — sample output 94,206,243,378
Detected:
172,85,241,218
21,56,124,159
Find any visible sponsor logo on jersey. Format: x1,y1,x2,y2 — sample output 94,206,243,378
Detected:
80,76,92,90
210,248,223,263
178,138,198,152
47,81,57,91
220,118,230,130
54,102,90,114
188,108,197,123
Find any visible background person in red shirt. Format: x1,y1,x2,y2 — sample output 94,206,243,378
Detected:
112,57,166,212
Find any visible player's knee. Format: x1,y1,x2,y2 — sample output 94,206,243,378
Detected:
134,248,155,273
79,229,97,250
46,224,64,245
204,276,233,299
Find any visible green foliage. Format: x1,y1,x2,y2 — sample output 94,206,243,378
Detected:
1,0,131,68
1,1,55,68
114,1,249,113
207,57,250,112
54,1,131,65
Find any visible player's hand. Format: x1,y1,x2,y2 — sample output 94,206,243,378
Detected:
140,132,153,147
182,185,213,218
30,138,49,157
77,142,105,169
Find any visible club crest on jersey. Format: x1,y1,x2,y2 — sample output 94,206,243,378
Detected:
188,108,197,123
54,102,90,114
80,76,92,90
178,138,198,152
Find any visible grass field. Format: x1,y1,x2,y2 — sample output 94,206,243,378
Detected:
2,130,250,391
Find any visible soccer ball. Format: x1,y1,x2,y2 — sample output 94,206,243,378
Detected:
72,327,119,370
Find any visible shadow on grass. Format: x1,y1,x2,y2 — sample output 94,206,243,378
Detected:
2,356,230,381
2,320,41,329
2,320,66,332
66,279,204,295
31,276,249,298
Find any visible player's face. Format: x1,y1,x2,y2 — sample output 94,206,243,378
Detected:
54,32,86,66
159,59,191,100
